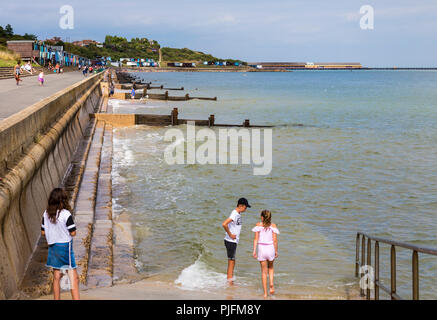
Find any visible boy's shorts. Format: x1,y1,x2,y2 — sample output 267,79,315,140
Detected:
224,240,237,260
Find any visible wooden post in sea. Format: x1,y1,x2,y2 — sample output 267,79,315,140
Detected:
185,93,190,100
243,119,250,127
171,108,179,125
143,87,147,97
160,85,164,89
208,114,215,127
165,91,169,100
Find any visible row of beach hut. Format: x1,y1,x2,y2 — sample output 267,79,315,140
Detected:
6,40,92,67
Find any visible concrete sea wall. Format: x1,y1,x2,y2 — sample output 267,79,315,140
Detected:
0,73,103,299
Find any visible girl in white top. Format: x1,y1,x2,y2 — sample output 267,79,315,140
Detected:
38,71,44,86
252,210,280,298
41,188,80,300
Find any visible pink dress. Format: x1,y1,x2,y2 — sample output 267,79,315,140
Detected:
252,225,280,261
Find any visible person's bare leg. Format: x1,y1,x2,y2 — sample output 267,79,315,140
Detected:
268,261,275,294
227,259,235,285
68,269,80,300
260,261,268,298
53,269,61,300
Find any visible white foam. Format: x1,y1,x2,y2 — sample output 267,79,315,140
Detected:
174,256,227,291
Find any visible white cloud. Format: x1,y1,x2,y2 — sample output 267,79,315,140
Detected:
191,14,239,27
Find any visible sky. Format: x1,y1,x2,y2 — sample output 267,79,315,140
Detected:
1,0,437,67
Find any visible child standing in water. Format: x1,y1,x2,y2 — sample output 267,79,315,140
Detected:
252,210,279,298
41,188,80,300
222,198,251,285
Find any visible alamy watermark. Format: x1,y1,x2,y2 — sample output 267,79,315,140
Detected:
163,121,273,175
59,5,74,30
360,5,374,30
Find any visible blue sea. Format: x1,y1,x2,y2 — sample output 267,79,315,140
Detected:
111,70,437,299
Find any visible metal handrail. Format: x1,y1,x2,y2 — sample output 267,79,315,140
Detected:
355,232,437,300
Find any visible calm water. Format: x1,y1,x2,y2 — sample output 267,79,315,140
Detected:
111,71,437,299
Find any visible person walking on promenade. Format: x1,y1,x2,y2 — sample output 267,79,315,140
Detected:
109,82,114,97
14,62,22,85
23,61,34,74
38,71,44,86
131,87,136,99
252,210,279,298
82,65,88,77
222,197,251,285
41,188,80,300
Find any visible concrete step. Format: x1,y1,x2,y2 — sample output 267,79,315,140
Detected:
73,121,106,287
86,124,114,288
82,121,139,288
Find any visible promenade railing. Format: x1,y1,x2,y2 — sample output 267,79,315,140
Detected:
355,232,437,300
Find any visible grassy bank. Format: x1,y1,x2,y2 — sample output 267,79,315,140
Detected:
0,45,21,66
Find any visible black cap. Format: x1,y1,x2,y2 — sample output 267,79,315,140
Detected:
237,198,251,208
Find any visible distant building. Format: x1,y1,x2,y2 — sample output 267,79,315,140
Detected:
306,62,362,69
6,40,39,61
72,39,103,47
45,36,62,43
248,62,307,69
247,62,363,70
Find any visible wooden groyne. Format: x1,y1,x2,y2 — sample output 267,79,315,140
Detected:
93,108,272,128
114,83,184,91
112,90,217,101
108,70,268,127
113,70,217,101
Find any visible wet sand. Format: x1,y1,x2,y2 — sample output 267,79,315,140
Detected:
37,277,362,300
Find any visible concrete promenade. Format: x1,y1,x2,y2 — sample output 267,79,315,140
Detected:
0,71,88,121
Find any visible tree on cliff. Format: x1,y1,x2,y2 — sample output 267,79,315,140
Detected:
4,24,13,37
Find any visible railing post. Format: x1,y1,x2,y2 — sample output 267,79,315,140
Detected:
355,233,360,277
360,235,366,297
375,241,379,300
412,250,419,300
367,238,371,300
391,245,396,300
